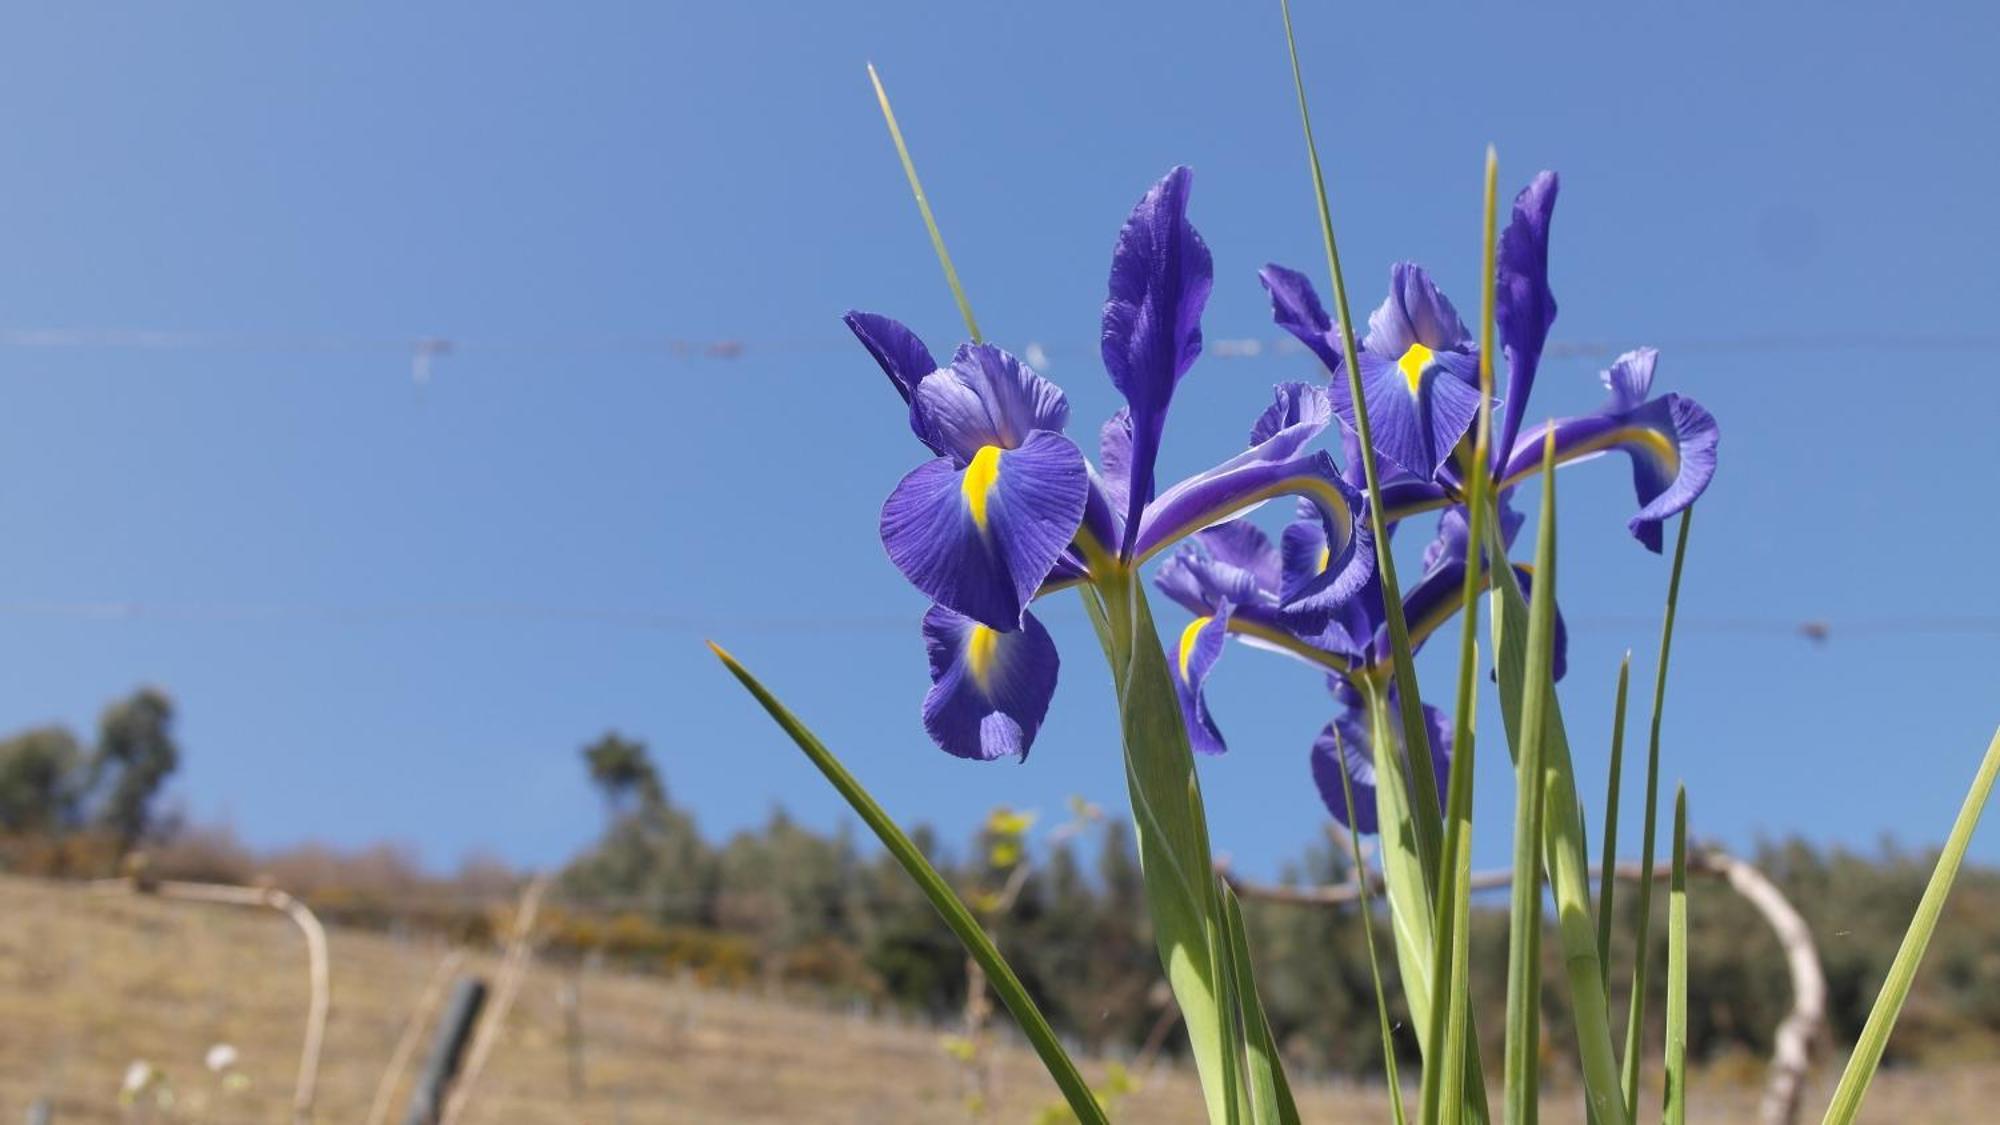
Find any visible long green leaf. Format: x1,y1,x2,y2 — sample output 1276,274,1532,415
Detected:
1663,787,1689,1125
865,64,981,342
709,643,1106,1124
1596,653,1632,991
1822,726,2000,1124
1485,501,1629,1125
1368,683,1440,1049
1336,730,1409,1125
1083,574,1239,1123
1221,881,1302,1125
1501,437,1560,1124
1621,510,1693,1116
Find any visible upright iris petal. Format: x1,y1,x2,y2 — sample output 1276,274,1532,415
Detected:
1259,263,1347,379
1494,172,1560,466
1310,693,1452,835
881,344,1089,629
921,605,1060,761
1101,165,1214,557
844,311,944,454
1499,348,1720,553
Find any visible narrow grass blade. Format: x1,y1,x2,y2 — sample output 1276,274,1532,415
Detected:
1083,575,1239,1123
1368,683,1440,1050
1663,787,1689,1125
1501,436,1560,1124
1277,0,1443,875
1421,144,1500,1125
1596,653,1632,991
1485,497,1629,1125
1621,510,1693,1116
1221,881,1302,1125
1821,726,2000,1125
865,63,981,342
1336,731,1410,1125
709,642,1106,1125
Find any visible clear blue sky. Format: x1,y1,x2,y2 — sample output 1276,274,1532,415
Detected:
0,3,1994,878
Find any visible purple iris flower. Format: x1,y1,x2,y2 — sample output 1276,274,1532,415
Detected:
1310,682,1453,835
1261,261,1484,482
847,167,1373,762
1154,497,1565,757
1261,172,1720,552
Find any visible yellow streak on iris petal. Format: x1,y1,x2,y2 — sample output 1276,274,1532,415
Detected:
962,444,1005,531
1177,616,1211,683
1316,545,1331,574
1496,423,1680,494
966,624,1000,691
1397,342,1436,397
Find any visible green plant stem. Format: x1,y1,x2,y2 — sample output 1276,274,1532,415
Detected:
1596,654,1632,992
1663,787,1689,1125
709,643,1105,1123
1621,509,1693,1117
1336,733,1409,1125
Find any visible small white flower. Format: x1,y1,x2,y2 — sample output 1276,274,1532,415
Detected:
120,1060,156,1101
205,1043,239,1073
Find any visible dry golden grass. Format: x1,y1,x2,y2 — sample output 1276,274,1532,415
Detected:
0,874,1991,1123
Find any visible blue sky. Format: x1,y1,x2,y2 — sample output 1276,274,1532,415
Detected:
0,3,1995,878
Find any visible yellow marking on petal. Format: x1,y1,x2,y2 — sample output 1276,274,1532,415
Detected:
1177,616,1212,682
966,624,1000,690
1316,545,1332,574
1397,342,1436,397
962,445,1005,531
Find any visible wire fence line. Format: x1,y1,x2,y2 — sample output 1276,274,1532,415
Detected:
3,326,1997,383
0,598,1994,641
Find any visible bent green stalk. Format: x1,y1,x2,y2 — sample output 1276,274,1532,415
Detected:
710,643,1106,1124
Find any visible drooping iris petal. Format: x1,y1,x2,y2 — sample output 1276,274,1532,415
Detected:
1329,264,1484,481
845,310,945,454
1101,165,1214,556
1494,172,1560,464
1258,263,1346,378
881,430,1089,630
920,605,1059,761
1170,602,1233,756
1309,698,1452,835
912,343,1072,464
1500,366,1720,554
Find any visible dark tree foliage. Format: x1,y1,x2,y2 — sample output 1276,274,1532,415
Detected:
89,688,182,857
0,727,85,834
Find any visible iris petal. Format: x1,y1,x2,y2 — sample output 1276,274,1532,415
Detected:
880,431,1089,630
913,343,1071,464
1170,603,1232,756
1258,263,1346,379
1500,391,1719,554
1310,698,1452,835
1494,172,1560,463
1101,166,1214,557
845,311,945,454
921,605,1059,761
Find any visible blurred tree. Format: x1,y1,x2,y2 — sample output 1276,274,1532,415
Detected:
581,731,664,821
89,688,180,857
0,726,86,834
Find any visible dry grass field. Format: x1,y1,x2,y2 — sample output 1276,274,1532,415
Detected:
0,874,1992,1123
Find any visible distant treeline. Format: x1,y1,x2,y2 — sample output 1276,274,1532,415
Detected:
5,713,1998,1080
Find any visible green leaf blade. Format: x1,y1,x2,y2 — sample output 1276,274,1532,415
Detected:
1822,726,2000,1124
1663,787,1689,1125
709,642,1106,1124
